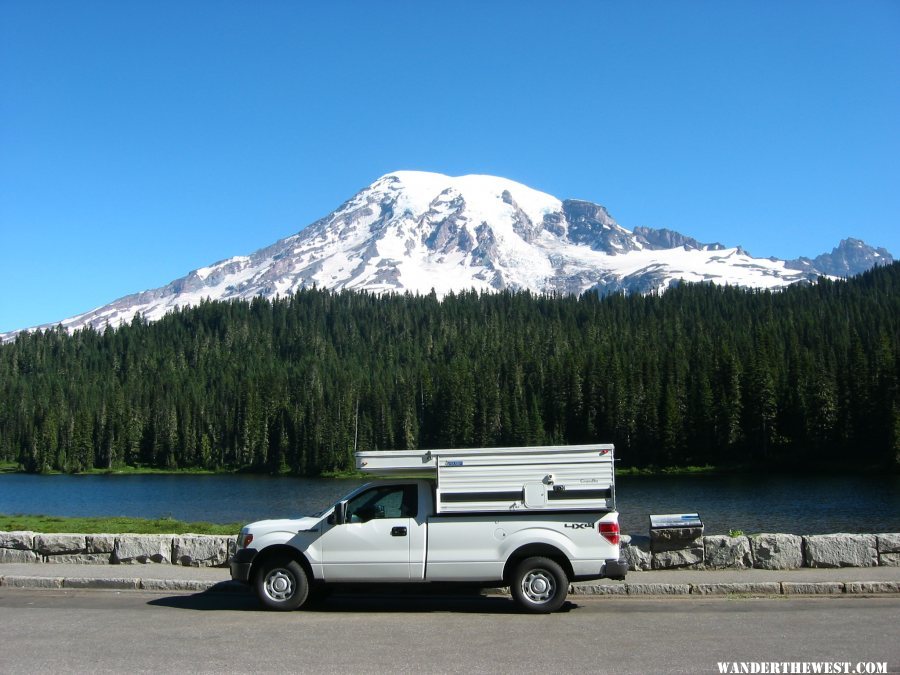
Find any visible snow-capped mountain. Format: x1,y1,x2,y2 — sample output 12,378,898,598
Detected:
3,171,893,340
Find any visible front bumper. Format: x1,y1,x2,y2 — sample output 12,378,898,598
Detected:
229,548,258,583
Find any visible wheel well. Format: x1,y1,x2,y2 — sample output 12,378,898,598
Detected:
503,544,573,584
250,545,313,584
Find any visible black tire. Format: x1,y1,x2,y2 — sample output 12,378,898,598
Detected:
510,556,568,613
254,556,309,611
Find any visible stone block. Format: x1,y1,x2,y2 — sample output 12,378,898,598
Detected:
1,575,63,589
34,534,87,555
63,577,140,590
650,526,703,553
621,535,651,572
43,553,111,564
782,582,844,595
879,552,900,567
173,535,230,567
876,533,900,554
692,582,781,596
0,531,34,550
626,583,691,596
845,581,899,594
113,535,173,564
704,535,753,569
750,533,803,570
0,548,40,563
803,534,877,568
652,546,704,570
570,583,628,596
140,578,220,592
86,535,116,554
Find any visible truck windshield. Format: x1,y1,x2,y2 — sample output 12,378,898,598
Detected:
311,483,368,518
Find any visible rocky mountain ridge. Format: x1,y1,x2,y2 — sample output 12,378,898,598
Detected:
2,171,892,341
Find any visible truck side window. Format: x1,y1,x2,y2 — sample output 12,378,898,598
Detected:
399,485,418,518
347,486,416,522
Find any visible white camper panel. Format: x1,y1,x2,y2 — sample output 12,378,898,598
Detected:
436,448,615,513
355,448,439,474
356,445,616,514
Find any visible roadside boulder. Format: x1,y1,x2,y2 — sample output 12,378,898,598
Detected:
0,531,34,551
173,536,231,567
704,535,753,569
34,534,87,556
876,533,900,554
652,546,704,569
878,538,900,567
0,548,40,563
750,533,803,569
86,535,116,555
803,534,878,568
650,524,704,569
43,553,112,564
621,534,651,571
650,526,703,553
113,535,172,564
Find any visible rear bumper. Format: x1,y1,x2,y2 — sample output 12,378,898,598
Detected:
602,557,629,580
229,548,258,583
572,557,629,582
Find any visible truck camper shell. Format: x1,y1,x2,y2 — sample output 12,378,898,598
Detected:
356,444,616,514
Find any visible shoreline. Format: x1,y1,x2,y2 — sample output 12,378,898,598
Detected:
2,463,896,479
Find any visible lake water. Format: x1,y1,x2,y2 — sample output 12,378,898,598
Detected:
0,472,898,536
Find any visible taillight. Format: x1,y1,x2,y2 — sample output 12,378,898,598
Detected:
599,522,619,545
238,533,253,549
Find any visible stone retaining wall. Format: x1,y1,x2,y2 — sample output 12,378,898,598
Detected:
622,532,900,571
1,531,898,570
0,531,235,567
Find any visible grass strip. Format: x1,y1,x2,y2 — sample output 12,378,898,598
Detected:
0,513,240,535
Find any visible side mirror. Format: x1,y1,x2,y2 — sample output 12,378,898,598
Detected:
330,501,348,525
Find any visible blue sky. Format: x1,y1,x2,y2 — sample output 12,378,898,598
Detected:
2,1,898,333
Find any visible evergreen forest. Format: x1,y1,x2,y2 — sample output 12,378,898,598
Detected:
1,263,898,475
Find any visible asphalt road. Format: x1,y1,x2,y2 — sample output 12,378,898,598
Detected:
1,588,898,674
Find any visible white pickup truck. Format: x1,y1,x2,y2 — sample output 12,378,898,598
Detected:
230,445,627,613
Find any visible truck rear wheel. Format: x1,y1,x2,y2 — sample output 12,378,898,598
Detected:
511,556,568,613
255,556,309,611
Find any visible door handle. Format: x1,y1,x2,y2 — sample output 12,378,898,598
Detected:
391,526,408,537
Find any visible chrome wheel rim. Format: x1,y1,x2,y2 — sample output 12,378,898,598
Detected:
522,569,555,604
264,568,294,601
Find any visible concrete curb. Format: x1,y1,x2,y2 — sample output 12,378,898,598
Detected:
690,582,781,595
2,573,898,597
567,581,900,597
0,575,247,593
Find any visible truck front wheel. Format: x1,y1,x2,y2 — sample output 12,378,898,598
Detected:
255,557,309,611
511,556,569,613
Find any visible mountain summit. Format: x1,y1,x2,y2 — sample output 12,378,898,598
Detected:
3,171,893,339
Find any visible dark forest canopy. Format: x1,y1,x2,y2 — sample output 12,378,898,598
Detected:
1,263,898,475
